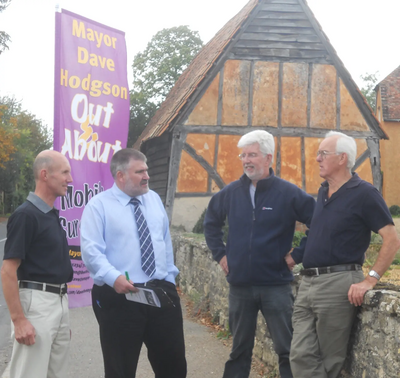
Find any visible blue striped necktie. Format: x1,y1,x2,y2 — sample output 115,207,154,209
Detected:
130,198,156,277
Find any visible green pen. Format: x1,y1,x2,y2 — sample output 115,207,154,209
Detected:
125,271,132,295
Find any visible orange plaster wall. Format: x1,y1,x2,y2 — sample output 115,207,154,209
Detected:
186,134,216,166
186,74,219,125
354,138,372,184
340,79,369,131
252,61,279,127
176,134,216,193
282,63,308,127
310,64,336,129
176,150,208,193
304,137,324,194
217,135,243,183
280,137,302,188
380,121,400,206
221,60,251,126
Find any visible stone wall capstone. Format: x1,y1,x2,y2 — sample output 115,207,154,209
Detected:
172,233,400,378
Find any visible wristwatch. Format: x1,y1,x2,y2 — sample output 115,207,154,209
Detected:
368,270,381,280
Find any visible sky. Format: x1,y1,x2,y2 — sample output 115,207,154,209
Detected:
0,0,400,129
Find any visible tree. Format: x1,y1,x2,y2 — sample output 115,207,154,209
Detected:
360,72,379,111
0,0,12,55
128,25,203,146
0,96,52,213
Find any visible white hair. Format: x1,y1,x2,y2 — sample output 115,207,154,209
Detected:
325,131,357,169
237,130,275,163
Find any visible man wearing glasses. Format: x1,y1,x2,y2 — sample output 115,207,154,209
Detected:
289,131,400,378
204,130,315,378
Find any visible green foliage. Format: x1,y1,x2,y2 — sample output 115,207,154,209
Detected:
216,325,231,340
392,259,400,265
192,208,229,243
192,208,206,234
389,205,400,216
360,72,379,111
0,96,52,213
292,231,306,248
0,0,12,55
128,25,203,146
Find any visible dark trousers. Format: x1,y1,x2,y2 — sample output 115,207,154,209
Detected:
223,284,294,378
92,281,187,378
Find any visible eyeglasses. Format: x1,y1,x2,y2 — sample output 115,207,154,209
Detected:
316,150,340,159
238,153,259,160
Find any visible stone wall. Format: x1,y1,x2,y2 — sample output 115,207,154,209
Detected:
173,233,400,378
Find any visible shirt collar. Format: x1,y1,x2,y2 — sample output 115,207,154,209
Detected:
111,183,145,206
26,192,53,214
321,172,361,190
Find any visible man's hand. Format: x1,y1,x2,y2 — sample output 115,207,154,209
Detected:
113,275,139,294
348,277,376,306
219,256,229,276
13,318,36,345
285,253,296,271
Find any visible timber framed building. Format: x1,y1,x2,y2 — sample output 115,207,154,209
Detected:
135,0,387,230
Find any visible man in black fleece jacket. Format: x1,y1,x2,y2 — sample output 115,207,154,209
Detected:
204,130,315,378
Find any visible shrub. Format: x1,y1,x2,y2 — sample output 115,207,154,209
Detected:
192,208,206,234
192,208,228,243
292,231,306,248
389,205,400,216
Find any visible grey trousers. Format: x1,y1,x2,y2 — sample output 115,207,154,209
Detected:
223,284,294,378
290,270,364,378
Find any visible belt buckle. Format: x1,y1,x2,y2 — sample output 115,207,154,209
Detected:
310,267,319,276
59,284,67,296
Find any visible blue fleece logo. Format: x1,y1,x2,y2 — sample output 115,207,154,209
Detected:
262,207,273,210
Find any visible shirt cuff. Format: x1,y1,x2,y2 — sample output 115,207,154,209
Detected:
103,269,124,288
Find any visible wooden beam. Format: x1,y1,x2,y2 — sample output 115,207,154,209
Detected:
301,136,306,191
307,63,312,128
227,54,332,64
260,4,303,12
248,61,255,126
232,47,329,59
276,135,282,177
183,142,226,189
235,40,325,50
336,72,341,130
246,25,316,34
256,11,308,20
366,137,383,191
240,32,320,42
165,132,186,221
175,124,376,139
278,62,283,129
352,149,370,172
252,19,312,28
217,66,224,126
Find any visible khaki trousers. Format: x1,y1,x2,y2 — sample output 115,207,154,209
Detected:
10,289,70,378
290,270,364,378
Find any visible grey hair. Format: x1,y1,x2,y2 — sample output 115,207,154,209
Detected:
110,148,147,178
237,130,275,163
325,131,357,169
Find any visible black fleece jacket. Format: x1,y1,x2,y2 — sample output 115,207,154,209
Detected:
204,169,315,286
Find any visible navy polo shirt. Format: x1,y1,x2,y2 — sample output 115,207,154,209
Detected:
302,173,393,268
4,192,73,284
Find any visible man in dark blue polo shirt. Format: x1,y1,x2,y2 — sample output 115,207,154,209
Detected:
287,131,400,378
1,150,73,378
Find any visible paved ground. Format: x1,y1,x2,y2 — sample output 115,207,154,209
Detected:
0,295,260,378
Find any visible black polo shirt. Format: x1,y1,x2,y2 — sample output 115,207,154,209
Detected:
302,173,393,268
4,192,73,284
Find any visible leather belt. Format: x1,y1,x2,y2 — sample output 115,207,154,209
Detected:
300,264,362,277
19,281,67,296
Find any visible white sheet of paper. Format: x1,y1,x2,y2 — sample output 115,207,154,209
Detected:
125,287,161,307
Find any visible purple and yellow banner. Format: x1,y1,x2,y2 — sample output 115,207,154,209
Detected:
53,10,129,307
